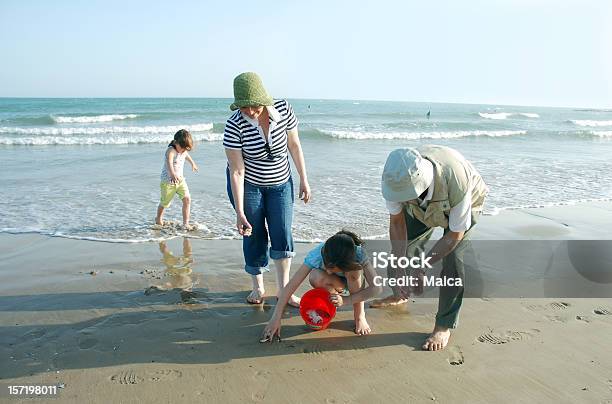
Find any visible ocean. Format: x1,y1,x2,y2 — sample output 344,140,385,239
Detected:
1,98,612,243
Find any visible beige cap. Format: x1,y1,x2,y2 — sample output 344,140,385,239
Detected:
381,148,434,202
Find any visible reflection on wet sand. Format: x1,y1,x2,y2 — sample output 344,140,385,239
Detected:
144,238,199,302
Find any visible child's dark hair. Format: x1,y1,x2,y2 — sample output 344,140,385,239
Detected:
322,230,364,272
169,129,194,151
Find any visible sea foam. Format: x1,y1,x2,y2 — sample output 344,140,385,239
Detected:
484,197,612,216
570,120,612,127
588,131,612,138
479,112,540,120
53,114,139,123
320,129,527,140
0,131,221,145
0,122,214,136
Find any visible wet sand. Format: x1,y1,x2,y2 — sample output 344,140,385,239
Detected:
1,202,612,403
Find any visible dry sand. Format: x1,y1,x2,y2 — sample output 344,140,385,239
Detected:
1,202,612,403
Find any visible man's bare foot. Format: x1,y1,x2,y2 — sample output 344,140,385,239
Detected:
355,316,372,335
422,326,451,351
369,295,409,308
246,288,265,304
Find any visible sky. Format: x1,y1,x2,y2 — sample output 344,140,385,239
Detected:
1,0,611,108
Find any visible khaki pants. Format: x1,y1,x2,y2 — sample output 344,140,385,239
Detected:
396,209,479,329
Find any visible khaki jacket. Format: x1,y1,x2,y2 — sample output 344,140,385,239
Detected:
404,145,488,229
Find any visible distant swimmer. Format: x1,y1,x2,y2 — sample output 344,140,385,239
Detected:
426,109,431,119
308,104,311,109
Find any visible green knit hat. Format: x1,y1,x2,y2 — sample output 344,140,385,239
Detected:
230,72,273,111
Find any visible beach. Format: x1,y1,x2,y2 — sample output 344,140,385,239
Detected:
2,1,611,402
2,201,612,403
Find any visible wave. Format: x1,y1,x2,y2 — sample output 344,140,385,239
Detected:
6,197,611,243
319,129,527,140
0,227,231,243
53,114,139,123
0,226,326,244
587,131,612,138
0,122,213,136
0,115,57,125
484,197,612,216
0,131,221,145
573,108,612,113
479,112,540,120
569,119,612,127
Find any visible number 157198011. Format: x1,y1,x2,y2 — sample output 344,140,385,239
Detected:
7,385,59,397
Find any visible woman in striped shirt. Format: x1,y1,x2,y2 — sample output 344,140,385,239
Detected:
224,72,311,306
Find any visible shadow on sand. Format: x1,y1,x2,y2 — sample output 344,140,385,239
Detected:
1,288,428,379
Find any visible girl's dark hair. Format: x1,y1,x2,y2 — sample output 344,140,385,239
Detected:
322,230,364,272
169,129,194,151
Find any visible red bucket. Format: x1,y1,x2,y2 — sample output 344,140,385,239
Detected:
299,288,337,330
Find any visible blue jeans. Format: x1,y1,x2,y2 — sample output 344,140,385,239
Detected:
226,169,295,275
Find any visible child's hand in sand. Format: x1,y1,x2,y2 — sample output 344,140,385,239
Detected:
260,318,281,343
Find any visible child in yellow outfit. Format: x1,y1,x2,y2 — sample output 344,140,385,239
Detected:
155,129,199,228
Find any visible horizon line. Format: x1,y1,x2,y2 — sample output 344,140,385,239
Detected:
0,96,608,110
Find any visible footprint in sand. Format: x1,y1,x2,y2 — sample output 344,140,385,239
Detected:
506,330,539,342
477,329,540,345
545,315,570,323
524,301,570,312
576,315,591,323
252,392,266,402
252,370,271,381
148,369,182,382
110,370,144,385
302,346,324,355
477,333,509,345
251,370,272,401
447,346,464,366
110,369,181,384
594,307,612,316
